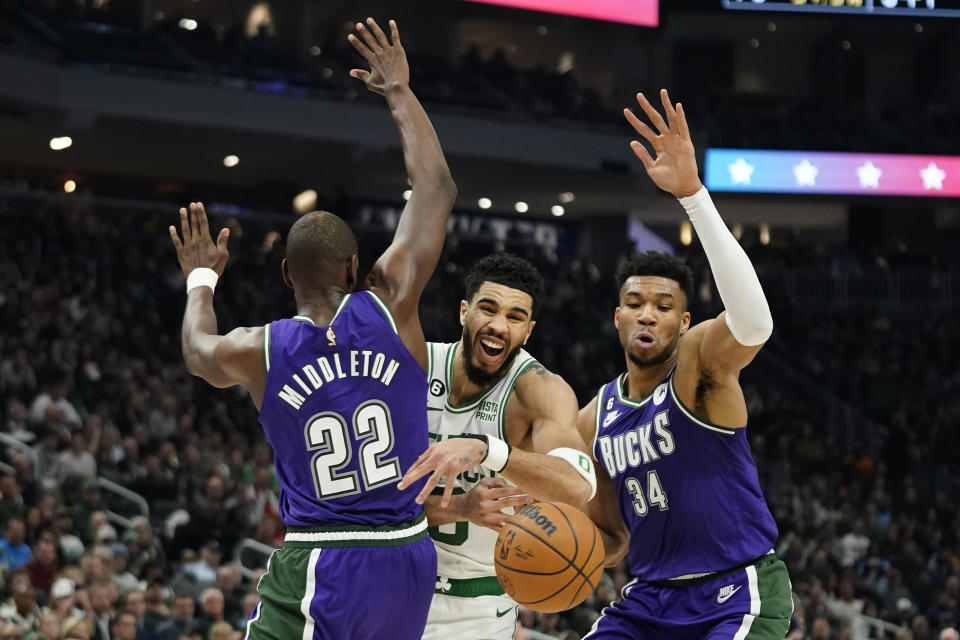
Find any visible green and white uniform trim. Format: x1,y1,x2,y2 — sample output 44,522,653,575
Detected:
283,513,427,548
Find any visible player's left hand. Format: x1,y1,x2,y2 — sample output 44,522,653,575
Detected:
347,18,408,96
399,437,489,507
169,202,230,278
624,89,703,199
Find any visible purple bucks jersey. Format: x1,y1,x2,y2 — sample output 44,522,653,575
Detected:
258,291,428,528
591,370,777,581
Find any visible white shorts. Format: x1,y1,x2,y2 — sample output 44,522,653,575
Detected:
422,592,518,640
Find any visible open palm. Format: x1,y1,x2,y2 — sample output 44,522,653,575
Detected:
624,89,702,199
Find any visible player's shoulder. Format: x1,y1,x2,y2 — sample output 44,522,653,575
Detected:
511,361,576,412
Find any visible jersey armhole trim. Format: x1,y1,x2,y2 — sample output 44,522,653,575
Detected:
591,383,606,454
263,323,272,372
667,374,739,435
365,291,399,335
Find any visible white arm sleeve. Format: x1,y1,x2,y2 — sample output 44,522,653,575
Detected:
678,187,773,346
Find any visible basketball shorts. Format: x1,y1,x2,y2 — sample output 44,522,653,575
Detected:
584,554,793,640
243,517,437,640
422,575,518,640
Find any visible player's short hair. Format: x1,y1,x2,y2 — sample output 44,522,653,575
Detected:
616,251,695,308
285,211,358,283
464,253,544,318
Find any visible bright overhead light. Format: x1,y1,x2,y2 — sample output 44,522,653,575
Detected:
680,220,692,246
514,201,529,213
49,136,72,151
63,179,76,193
309,45,322,56
759,223,771,246
293,189,317,214
478,198,492,210
551,205,565,217
178,18,198,31
402,189,412,201
558,191,574,203
223,155,239,168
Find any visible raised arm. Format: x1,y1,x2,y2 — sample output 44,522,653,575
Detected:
348,19,457,368
169,203,265,407
576,397,628,567
624,90,772,377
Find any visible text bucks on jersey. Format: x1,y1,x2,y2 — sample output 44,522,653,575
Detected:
426,341,537,580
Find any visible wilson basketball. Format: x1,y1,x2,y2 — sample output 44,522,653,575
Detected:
494,501,606,613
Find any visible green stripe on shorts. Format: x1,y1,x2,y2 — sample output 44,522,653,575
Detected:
245,547,318,640
740,555,793,640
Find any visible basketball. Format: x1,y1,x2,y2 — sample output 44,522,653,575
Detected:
494,502,606,613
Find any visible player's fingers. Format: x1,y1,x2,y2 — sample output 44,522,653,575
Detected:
636,92,669,135
677,102,691,139
365,18,389,48
439,475,456,508
168,226,183,253
347,34,376,63
179,208,190,241
414,470,441,504
189,203,201,240
389,20,402,48
356,22,381,53
660,89,679,131
397,452,432,488
623,109,658,146
216,228,230,253
497,496,535,510
349,69,371,83
630,141,656,170
196,202,210,236
487,486,527,500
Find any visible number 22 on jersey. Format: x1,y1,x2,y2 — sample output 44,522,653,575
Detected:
305,400,401,499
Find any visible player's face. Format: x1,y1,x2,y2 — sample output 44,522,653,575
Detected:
615,276,690,367
460,282,536,387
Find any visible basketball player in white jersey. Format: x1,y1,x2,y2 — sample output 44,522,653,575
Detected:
399,253,597,639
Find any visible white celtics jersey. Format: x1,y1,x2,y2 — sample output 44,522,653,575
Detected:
426,341,538,580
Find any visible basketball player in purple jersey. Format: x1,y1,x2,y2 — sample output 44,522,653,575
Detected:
167,18,457,640
578,90,792,639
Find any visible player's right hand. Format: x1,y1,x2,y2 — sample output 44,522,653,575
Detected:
458,478,534,532
348,18,408,96
169,202,230,278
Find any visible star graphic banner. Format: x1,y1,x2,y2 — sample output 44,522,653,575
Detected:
705,149,960,197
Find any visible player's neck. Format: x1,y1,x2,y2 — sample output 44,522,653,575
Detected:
623,355,677,401
294,287,350,326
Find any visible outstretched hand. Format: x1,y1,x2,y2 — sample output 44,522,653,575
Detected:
624,89,703,199
168,202,229,278
348,18,408,96
398,436,488,507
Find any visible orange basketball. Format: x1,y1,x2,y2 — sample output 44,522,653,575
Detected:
494,501,606,613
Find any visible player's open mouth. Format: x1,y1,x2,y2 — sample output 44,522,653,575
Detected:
635,333,656,349
479,336,505,363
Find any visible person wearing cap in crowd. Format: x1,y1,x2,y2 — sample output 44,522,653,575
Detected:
43,578,83,628
0,572,41,634
108,542,138,594
0,519,31,571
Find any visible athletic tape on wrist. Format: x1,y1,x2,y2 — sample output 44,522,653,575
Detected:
482,435,511,473
547,447,597,501
186,268,218,294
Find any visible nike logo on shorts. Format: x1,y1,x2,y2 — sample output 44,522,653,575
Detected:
717,584,741,604
496,607,513,618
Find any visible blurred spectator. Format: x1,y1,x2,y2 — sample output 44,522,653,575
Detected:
0,519,32,571
109,611,136,640
0,572,41,633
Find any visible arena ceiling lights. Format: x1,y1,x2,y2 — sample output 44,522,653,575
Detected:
705,149,960,197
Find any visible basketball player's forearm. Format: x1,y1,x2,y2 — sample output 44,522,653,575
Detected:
385,86,455,192
679,189,772,345
423,494,461,526
501,452,591,508
181,289,219,376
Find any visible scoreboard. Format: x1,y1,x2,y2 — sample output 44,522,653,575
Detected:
721,0,960,18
